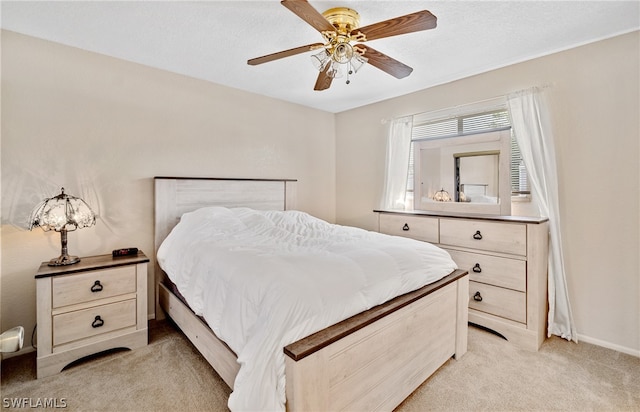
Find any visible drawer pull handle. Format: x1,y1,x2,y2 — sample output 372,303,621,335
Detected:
473,263,482,273
90,280,104,293
402,223,410,231
473,230,483,240
473,291,483,302
91,316,104,328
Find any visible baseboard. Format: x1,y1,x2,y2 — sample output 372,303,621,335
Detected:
577,333,640,358
1,345,35,360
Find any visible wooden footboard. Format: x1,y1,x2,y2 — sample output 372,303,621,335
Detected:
284,270,468,411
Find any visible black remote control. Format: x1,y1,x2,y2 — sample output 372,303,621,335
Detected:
112,247,139,257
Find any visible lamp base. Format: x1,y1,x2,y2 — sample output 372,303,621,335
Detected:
48,254,81,266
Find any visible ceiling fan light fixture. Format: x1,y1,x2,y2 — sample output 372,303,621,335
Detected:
350,53,368,73
310,49,330,71
332,42,354,64
327,61,344,79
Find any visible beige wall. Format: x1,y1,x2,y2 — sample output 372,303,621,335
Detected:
335,31,640,354
2,29,639,357
0,31,336,345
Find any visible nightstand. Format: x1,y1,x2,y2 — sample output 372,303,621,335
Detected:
35,252,149,378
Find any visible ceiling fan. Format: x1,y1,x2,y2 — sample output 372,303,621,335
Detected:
247,0,437,91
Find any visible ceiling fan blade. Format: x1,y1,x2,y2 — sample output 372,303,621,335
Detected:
248,43,324,65
281,0,336,33
351,10,437,42
360,46,413,79
314,63,333,91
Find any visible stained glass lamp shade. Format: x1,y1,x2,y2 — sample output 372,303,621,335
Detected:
433,188,451,202
29,187,96,266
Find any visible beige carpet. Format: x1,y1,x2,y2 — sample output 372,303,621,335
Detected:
2,321,639,411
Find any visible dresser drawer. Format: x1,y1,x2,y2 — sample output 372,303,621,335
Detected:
379,213,439,243
53,299,137,346
440,219,527,256
52,266,137,308
446,249,526,292
469,281,526,324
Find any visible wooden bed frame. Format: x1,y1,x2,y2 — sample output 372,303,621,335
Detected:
153,176,469,411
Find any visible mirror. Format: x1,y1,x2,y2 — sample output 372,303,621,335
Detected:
455,151,499,204
413,129,511,215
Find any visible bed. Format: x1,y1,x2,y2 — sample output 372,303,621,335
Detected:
153,176,469,411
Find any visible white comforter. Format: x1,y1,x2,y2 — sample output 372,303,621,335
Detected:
157,207,457,411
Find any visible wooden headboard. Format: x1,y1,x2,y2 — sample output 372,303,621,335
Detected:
153,176,297,317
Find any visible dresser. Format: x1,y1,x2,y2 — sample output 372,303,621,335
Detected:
35,252,149,378
376,210,549,351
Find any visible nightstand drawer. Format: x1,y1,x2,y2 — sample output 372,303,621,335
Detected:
52,266,137,308
469,281,526,324
379,213,439,243
440,219,527,256
53,299,137,346
446,249,526,292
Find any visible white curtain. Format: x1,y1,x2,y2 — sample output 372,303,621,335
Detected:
381,116,413,210
507,88,577,342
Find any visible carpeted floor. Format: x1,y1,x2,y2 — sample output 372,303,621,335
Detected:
2,320,639,411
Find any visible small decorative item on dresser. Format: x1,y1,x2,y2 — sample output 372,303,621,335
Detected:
28,187,96,266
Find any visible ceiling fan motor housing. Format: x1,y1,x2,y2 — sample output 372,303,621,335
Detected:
322,7,360,33
320,7,364,64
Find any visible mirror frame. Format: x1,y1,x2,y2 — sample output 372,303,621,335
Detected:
413,129,512,215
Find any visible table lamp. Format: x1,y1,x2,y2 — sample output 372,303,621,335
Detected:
29,187,96,266
433,188,451,202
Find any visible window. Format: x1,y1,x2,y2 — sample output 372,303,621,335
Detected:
406,108,529,198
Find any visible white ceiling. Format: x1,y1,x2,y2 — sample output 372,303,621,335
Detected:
2,1,638,113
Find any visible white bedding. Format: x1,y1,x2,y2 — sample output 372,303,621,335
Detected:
157,207,457,411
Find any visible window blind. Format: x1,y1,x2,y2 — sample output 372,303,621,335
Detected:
407,108,529,195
